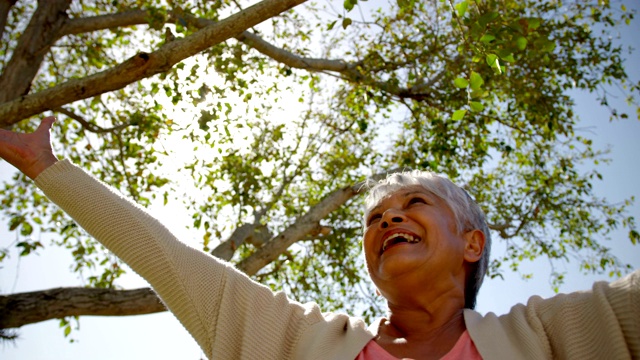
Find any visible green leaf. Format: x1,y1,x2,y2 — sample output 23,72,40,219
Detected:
344,0,357,12
455,1,468,18
470,88,485,99
454,77,469,88
452,109,467,120
20,222,33,236
342,17,352,29
516,36,528,50
470,71,483,90
327,20,337,31
630,229,639,245
485,54,498,67
486,54,502,74
470,101,484,112
541,40,556,52
9,216,22,231
480,34,496,43
501,54,516,63
527,18,541,30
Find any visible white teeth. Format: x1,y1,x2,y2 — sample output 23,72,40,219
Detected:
382,233,420,252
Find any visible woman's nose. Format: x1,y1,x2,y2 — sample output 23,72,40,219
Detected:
380,210,405,229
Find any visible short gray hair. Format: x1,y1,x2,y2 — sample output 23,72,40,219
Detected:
364,170,491,309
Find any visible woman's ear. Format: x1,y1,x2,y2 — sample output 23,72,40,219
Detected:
463,229,485,263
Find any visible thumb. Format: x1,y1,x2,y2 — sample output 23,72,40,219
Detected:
36,116,56,133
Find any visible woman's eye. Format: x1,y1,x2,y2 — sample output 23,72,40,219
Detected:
408,197,426,205
367,214,381,226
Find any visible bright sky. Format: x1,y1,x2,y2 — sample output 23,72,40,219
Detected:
1,3,640,360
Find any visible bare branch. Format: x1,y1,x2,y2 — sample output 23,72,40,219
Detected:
237,31,351,72
0,287,165,329
488,222,513,238
0,0,306,127
60,9,149,35
54,107,130,133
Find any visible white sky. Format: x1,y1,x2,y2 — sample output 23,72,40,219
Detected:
1,2,640,359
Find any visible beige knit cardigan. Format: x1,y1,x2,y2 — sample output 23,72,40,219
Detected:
35,160,640,360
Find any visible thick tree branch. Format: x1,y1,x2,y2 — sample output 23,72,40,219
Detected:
0,0,71,104
0,0,306,128
0,287,164,329
60,9,150,35
0,0,17,42
211,223,259,261
237,170,397,275
60,9,352,73
236,184,359,275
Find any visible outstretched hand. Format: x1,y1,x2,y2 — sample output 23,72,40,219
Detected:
0,116,59,180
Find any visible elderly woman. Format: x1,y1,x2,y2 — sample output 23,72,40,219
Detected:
1,118,639,359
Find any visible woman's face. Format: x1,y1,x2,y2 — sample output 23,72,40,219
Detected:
363,186,472,300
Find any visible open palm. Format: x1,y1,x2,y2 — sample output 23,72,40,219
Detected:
0,116,58,179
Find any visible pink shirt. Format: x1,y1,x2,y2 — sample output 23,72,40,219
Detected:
355,330,482,360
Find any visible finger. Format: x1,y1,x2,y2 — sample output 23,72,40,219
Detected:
36,116,56,133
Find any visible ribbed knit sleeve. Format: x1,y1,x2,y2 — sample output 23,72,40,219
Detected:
466,270,640,360
530,270,640,359
33,160,351,359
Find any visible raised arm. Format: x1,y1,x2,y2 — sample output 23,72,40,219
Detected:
0,118,373,359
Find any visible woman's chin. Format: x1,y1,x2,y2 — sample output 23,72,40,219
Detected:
375,249,426,280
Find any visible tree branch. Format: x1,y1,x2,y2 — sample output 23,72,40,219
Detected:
60,9,150,35
0,287,165,329
182,13,439,100
0,0,17,42
54,107,131,133
0,0,306,128
237,169,398,275
0,0,71,104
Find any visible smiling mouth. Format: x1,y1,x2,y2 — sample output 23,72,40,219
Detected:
381,233,421,254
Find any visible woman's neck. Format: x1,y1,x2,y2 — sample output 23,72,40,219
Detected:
376,299,467,359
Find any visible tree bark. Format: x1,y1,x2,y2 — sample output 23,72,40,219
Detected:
0,0,17,42
0,287,164,329
0,0,71,104
0,0,306,128
0,169,396,329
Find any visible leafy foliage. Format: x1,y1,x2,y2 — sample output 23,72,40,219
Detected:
0,0,638,327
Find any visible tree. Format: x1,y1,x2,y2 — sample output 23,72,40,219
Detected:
0,0,638,340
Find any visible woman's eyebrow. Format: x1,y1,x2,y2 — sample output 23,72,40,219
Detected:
368,189,430,214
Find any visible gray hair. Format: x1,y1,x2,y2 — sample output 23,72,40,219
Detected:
364,170,491,309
